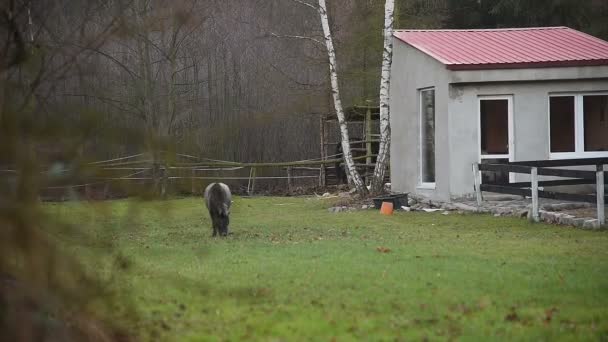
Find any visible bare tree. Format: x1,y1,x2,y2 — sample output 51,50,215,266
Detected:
318,0,368,194
370,0,394,194
290,0,367,194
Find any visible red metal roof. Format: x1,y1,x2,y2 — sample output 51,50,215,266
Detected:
393,27,608,70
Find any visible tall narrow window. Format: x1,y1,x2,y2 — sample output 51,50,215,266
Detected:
479,96,512,185
420,88,435,185
550,96,575,153
583,95,608,152
480,99,509,155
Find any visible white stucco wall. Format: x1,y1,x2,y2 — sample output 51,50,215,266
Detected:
390,38,608,201
389,39,451,201
448,80,608,198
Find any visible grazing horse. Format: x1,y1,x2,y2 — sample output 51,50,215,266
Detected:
204,182,232,237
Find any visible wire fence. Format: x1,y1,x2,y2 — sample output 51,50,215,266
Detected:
1,151,378,197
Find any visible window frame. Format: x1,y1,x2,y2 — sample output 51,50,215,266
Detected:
477,95,514,162
477,95,515,184
548,92,608,160
418,87,436,189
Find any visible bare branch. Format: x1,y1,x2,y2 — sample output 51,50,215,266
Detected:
268,32,323,46
76,45,140,80
289,0,318,11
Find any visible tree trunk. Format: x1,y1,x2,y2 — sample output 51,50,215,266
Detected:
371,0,395,194
317,0,367,195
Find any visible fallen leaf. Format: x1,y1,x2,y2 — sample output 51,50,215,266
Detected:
544,307,558,325
505,312,518,322
505,307,519,322
376,246,391,253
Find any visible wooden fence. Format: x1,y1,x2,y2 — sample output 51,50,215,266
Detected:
0,151,381,198
473,158,607,225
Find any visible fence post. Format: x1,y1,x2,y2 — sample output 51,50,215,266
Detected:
287,167,293,193
531,167,539,222
319,114,327,188
597,164,605,226
247,168,251,194
160,163,168,198
473,163,482,207
319,166,325,188
248,167,257,196
365,106,373,167
191,169,195,194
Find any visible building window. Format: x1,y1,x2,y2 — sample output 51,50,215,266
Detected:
480,99,509,156
420,88,435,186
479,96,513,184
584,95,608,152
549,93,608,158
549,96,575,153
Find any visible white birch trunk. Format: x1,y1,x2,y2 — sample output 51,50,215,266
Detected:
371,0,395,194
317,0,367,195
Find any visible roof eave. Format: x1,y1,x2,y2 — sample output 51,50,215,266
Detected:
446,60,608,71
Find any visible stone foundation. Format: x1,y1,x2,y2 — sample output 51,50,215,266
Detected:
408,193,604,230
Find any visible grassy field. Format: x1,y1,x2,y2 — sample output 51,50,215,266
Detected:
49,196,608,341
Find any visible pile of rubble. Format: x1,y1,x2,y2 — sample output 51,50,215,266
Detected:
409,194,603,230
326,191,604,230
324,191,375,213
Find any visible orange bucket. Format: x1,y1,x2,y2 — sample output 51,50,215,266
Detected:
380,201,394,215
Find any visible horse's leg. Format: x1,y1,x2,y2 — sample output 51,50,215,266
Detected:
225,215,230,235
211,215,218,237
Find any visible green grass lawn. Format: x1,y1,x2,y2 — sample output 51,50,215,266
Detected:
49,196,608,341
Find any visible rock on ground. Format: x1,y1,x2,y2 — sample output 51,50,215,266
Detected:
583,219,601,230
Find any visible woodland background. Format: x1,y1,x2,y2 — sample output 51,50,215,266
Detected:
3,0,608,166
1,1,608,339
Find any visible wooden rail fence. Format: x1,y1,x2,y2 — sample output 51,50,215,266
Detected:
473,158,607,226
0,152,380,197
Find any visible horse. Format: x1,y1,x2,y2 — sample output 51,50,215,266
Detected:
204,182,232,237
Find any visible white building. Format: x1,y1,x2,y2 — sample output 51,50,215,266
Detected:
389,27,608,200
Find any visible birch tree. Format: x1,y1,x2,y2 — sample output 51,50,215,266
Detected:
319,0,368,195
370,0,394,194
292,0,367,194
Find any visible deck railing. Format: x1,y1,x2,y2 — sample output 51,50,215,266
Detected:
473,158,607,225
